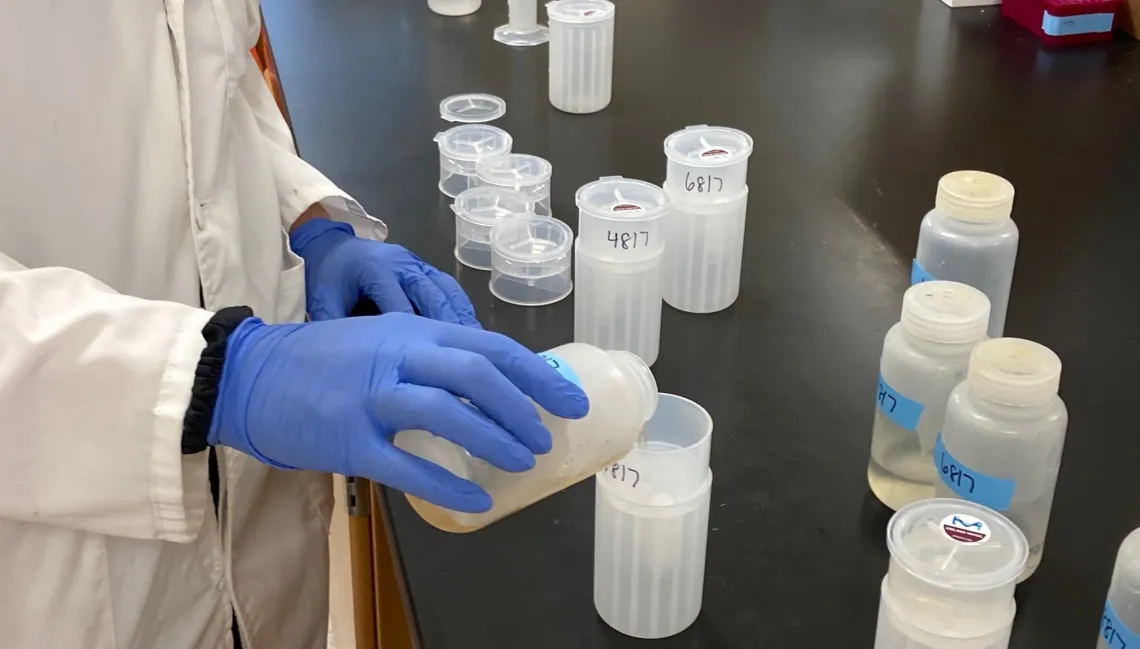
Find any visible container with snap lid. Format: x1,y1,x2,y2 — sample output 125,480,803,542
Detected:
875,499,1028,649
475,154,554,217
662,186,749,314
435,125,513,198
913,171,1019,338
934,338,1067,581
452,187,534,271
547,0,616,114
439,93,507,124
489,216,573,306
663,126,754,205
495,0,550,46
868,281,991,512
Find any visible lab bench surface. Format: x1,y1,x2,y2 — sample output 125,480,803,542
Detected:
262,0,1140,646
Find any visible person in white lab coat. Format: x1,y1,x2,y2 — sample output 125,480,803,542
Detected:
0,4,588,649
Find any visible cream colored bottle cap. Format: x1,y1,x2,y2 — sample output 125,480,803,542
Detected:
967,338,1062,406
900,281,991,344
935,171,1015,223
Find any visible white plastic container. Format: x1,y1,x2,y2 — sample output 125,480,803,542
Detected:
868,281,991,512
548,0,615,114
933,338,1067,580
440,93,507,124
875,499,1028,649
490,216,573,306
435,125,513,198
452,187,535,271
662,187,748,313
495,0,549,45
914,171,1019,338
1098,529,1140,649
573,177,669,366
663,126,754,204
594,394,712,639
396,342,657,533
475,154,553,217
428,0,482,15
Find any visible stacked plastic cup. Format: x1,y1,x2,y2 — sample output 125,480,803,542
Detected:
594,394,713,639
662,126,754,313
490,216,574,306
475,154,554,217
452,187,535,271
547,0,616,114
573,177,669,366
434,124,513,198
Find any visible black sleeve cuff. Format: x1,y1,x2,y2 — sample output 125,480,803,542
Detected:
181,306,255,455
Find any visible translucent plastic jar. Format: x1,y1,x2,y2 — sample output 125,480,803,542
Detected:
452,187,534,270
1098,529,1140,649
490,216,574,306
395,342,657,533
868,281,991,512
914,171,1019,338
548,0,615,114
933,338,1068,580
663,125,754,204
435,125,513,198
475,154,553,217
662,187,749,314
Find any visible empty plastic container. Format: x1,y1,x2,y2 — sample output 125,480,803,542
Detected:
435,124,513,198
452,187,535,270
475,154,554,217
548,0,615,114
868,281,991,512
495,0,550,45
573,177,669,366
396,342,657,532
595,394,712,639
428,0,482,15
440,93,507,123
663,126,754,204
662,186,749,313
933,338,1067,581
875,499,1028,649
1098,528,1140,649
490,216,573,306
914,171,1019,338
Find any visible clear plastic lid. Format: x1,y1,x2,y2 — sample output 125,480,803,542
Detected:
435,125,513,161
576,176,668,221
452,187,533,225
663,125,754,167
491,216,573,263
935,171,1015,224
476,154,553,189
888,499,1028,592
967,338,1062,407
440,93,507,123
900,281,991,345
546,0,615,24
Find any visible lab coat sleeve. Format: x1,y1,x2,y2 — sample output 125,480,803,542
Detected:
0,253,213,542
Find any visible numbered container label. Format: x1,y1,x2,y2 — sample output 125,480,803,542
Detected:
1101,600,1140,649
876,375,924,432
934,434,1016,511
538,352,581,387
682,171,726,196
911,259,937,285
605,229,653,251
599,461,642,490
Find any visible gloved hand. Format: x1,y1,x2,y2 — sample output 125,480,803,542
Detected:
208,312,589,513
290,218,479,327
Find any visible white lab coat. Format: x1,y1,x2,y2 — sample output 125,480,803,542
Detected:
0,2,385,648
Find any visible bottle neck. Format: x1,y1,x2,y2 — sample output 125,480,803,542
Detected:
965,384,1055,420
934,208,1011,235
899,326,981,357
605,351,658,424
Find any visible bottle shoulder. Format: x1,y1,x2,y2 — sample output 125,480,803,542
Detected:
919,209,1019,246
946,384,1067,430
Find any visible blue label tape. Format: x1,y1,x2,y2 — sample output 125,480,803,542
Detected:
1042,11,1114,37
1102,600,1140,649
538,352,582,387
911,259,937,285
935,434,1016,511
877,374,925,432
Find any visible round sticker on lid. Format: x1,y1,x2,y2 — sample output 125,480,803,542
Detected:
611,203,645,213
700,147,732,159
940,513,991,544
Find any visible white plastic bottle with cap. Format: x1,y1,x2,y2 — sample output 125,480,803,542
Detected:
395,342,657,533
933,338,1068,580
547,0,616,114
1097,528,1140,649
868,281,991,512
914,171,1019,338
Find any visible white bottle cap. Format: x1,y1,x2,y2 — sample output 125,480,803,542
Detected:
967,338,1062,407
900,281,991,344
935,171,1015,224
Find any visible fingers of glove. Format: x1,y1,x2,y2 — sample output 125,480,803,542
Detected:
423,265,482,329
377,384,536,473
400,272,462,324
306,286,349,321
401,346,552,454
359,267,416,316
362,442,493,513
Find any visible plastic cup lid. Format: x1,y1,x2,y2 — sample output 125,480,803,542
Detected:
935,171,1015,223
575,176,668,221
547,0,615,24
967,338,1062,407
664,125,754,167
440,93,507,123
900,281,991,345
435,125,513,160
476,154,553,188
452,187,534,226
491,216,573,263
888,499,1028,592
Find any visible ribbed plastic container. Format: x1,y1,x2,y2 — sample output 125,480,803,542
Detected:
548,0,616,114
452,187,535,271
663,126,754,205
428,0,482,16
662,187,748,313
595,394,713,639
1097,528,1140,649
490,216,574,306
475,154,553,217
435,125,513,198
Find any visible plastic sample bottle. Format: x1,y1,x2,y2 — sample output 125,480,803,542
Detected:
547,0,616,114
913,171,1019,338
875,499,1028,649
395,342,657,533
868,281,991,512
1098,529,1140,649
490,216,574,306
933,338,1067,580
452,186,534,271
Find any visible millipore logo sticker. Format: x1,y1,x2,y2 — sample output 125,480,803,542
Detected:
941,514,991,544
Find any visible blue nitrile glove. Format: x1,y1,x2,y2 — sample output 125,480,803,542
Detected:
291,218,479,326
208,312,589,513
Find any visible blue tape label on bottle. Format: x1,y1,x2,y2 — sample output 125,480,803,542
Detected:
935,433,1016,511
538,352,581,387
911,259,937,285
1102,600,1140,649
877,374,925,431
1042,11,1114,37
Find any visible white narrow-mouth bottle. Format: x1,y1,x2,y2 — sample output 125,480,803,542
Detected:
1098,528,1140,649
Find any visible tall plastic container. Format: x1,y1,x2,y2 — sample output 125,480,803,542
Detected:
913,171,1019,338
548,0,615,114
663,125,754,204
428,0,482,16
868,281,991,512
435,125,513,198
1098,529,1140,649
396,342,657,533
495,0,549,45
933,338,1067,580
573,177,669,366
452,187,535,271
475,154,554,217
490,216,574,306
662,188,748,313
875,499,1028,649
594,394,712,639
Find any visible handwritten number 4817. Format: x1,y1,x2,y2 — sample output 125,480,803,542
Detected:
684,172,724,194
607,231,650,250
